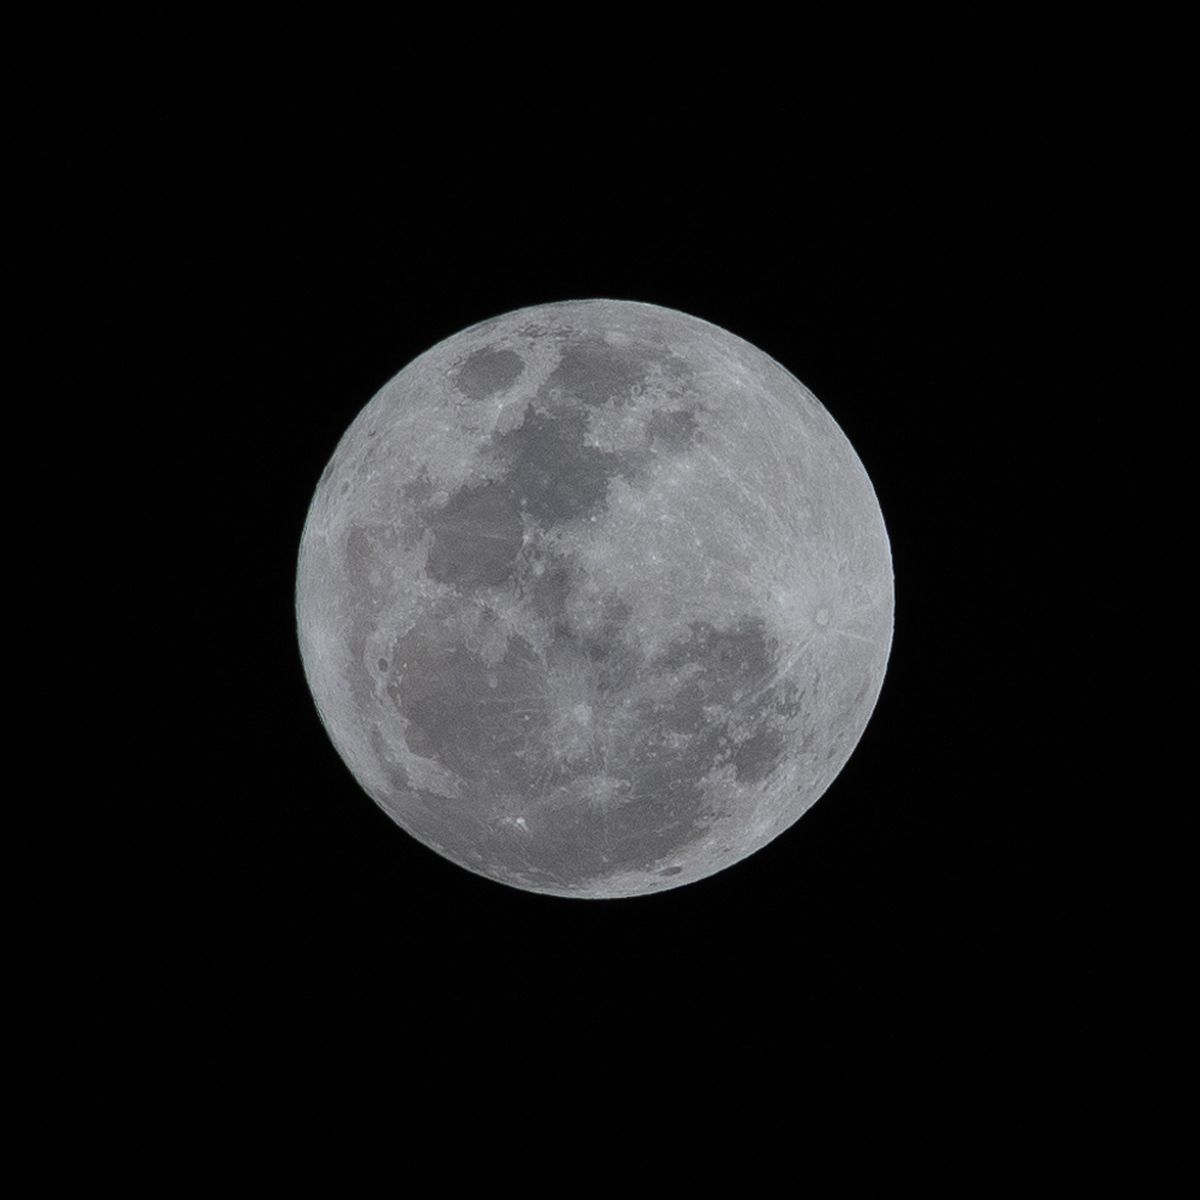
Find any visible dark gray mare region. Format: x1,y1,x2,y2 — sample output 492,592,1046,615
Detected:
426,333,701,596
375,607,799,892
452,346,525,400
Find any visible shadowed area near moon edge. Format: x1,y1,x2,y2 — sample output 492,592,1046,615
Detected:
295,300,894,898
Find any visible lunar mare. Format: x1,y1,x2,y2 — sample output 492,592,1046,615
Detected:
296,300,893,898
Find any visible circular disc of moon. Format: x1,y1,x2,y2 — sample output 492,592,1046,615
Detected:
296,300,893,898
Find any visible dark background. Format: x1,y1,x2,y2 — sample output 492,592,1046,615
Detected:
79,36,1162,1131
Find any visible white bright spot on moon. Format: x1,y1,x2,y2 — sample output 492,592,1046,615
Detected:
296,299,893,899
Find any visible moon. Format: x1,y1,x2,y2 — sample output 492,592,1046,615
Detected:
295,300,893,898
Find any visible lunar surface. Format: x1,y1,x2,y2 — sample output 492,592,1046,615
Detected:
296,300,893,898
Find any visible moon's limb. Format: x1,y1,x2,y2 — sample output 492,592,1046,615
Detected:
296,300,893,898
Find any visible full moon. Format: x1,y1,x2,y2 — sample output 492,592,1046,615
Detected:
296,300,893,898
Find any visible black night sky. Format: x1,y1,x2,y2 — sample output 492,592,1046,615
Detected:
87,43,1148,1135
